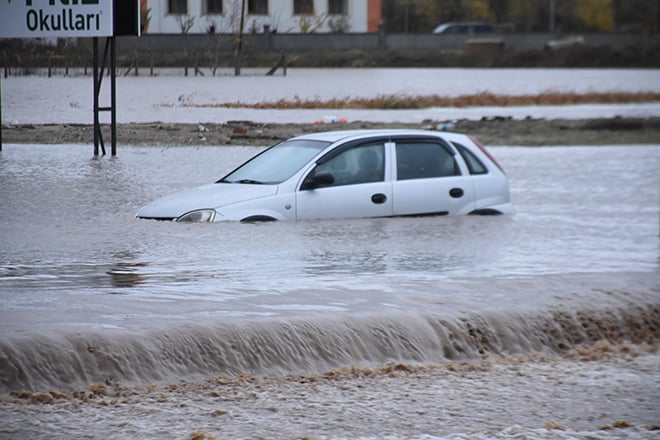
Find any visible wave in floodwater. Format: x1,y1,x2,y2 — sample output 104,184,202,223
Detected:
0,144,658,396
2,274,658,393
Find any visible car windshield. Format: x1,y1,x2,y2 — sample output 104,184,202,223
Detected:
219,139,331,184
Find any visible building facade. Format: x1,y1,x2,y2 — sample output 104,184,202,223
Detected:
144,0,382,34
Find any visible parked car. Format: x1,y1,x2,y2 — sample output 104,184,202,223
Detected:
136,130,513,222
433,21,494,35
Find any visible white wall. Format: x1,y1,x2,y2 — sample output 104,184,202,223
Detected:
145,0,368,34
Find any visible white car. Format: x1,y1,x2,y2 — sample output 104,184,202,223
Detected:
432,21,494,35
136,130,514,222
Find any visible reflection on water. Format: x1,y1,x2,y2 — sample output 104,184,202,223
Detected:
107,258,148,289
0,144,658,333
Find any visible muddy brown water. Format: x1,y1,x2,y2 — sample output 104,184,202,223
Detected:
0,143,658,439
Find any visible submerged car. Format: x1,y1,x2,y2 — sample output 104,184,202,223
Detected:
136,129,513,222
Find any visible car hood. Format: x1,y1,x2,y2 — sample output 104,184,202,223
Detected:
136,182,278,219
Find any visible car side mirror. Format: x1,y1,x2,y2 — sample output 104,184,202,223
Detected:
301,171,335,190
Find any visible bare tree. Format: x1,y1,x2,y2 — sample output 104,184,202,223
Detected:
176,15,196,34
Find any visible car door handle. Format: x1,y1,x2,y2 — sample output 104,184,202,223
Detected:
449,188,464,198
371,193,387,204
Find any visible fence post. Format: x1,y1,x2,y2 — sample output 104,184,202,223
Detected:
263,24,272,51
378,23,386,50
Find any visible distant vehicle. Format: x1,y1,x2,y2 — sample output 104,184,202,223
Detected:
545,35,585,50
433,22,494,35
136,130,514,222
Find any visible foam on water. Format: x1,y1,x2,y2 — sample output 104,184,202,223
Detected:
2,346,659,440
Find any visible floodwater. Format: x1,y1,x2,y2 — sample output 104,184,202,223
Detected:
1,68,660,439
4,68,660,124
1,142,659,439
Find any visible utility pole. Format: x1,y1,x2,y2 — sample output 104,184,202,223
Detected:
234,0,246,76
549,0,556,34
0,74,3,151
404,0,410,33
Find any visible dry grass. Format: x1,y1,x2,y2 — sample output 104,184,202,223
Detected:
187,92,660,110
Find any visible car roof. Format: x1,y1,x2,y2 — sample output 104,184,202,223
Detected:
433,21,493,32
291,129,468,144
436,21,492,27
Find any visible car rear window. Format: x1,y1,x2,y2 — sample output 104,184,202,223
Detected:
474,24,494,33
454,142,488,175
396,141,460,180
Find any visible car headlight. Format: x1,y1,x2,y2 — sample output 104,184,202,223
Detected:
176,209,216,223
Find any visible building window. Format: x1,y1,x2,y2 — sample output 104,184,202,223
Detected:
204,0,223,14
454,143,488,175
168,0,187,14
294,0,314,15
248,0,268,15
328,0,347,15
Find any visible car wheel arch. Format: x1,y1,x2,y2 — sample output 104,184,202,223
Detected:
240,215,278,223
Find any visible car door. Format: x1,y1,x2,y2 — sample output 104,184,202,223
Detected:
391,137,476,216
296,140,392,220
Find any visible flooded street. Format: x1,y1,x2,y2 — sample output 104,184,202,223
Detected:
1,144,657,332
1,142,659,439
1,68,659,439
4,68,660,124
3,351,659,440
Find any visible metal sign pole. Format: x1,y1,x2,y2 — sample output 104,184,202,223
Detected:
93,37,100,156
1,73,3,151
111,36,117,156
93,36,117,156
2,0,139,156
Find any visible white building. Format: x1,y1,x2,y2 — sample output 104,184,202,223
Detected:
144,0,382,34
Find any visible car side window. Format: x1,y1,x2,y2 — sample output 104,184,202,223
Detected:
396,142,460,180
454,142,488,175
314,143,385,187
